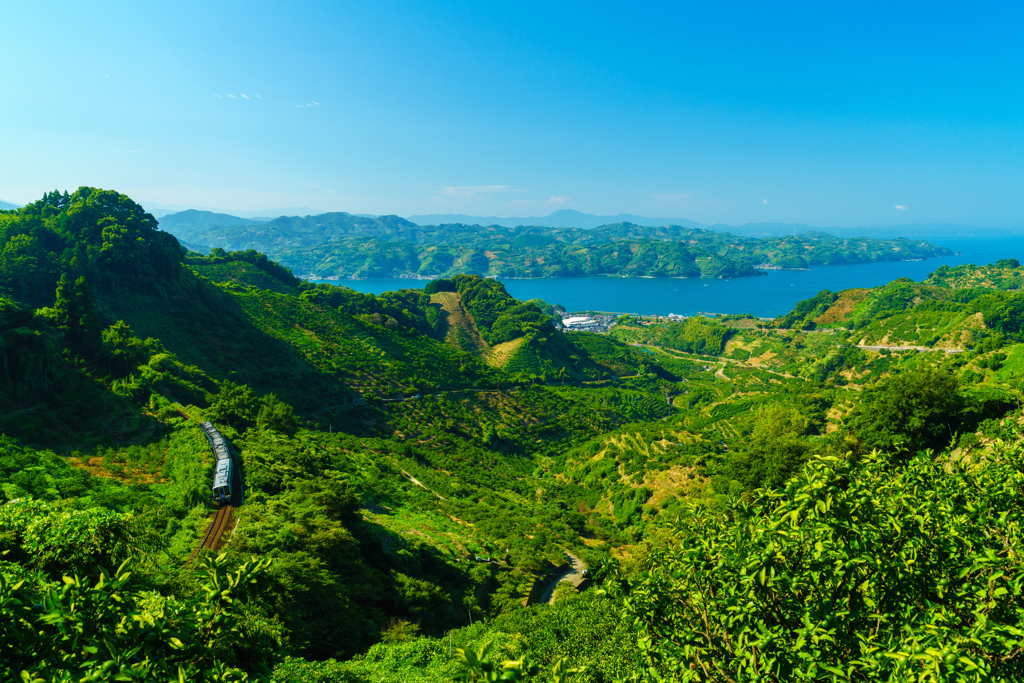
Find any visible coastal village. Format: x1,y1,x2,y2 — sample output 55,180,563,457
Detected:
557,311,702,333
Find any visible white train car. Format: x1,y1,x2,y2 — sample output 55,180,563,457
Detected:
200,421,233,504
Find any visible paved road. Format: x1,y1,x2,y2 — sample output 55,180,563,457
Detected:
541,551,588,605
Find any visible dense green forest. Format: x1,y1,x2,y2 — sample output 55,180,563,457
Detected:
2,188,1024,681
157,209,951,280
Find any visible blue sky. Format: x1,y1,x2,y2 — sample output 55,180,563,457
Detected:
3,1,1023,227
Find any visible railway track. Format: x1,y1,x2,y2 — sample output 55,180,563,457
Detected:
184,504,234,567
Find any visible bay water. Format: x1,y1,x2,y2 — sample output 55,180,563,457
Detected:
310,236,1024,318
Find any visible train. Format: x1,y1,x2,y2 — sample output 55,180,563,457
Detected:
200,421,233,504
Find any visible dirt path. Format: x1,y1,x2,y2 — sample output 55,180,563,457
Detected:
401,469,445,500
541,551,588,605
857,344,962,354
431,292,489,356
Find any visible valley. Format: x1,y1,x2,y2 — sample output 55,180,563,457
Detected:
1,189,1023,681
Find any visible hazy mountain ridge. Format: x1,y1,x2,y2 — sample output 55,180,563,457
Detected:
0,200,20,211
155,209,266,232
407,208,704,230
160,211,422,252
413,210,1010,238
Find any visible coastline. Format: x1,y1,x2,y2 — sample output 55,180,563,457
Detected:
305,236,1024,317
305,265,864,283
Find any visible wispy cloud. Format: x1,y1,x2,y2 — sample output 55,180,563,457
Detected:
295,101,322,108
895,204,908,211
547,196,568,204
439,185,518,198
762,199,768,205
216,93,261,101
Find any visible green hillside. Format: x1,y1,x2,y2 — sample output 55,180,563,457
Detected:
2,189,1023,682
158,210,952,279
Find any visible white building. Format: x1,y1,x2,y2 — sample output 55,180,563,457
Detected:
562,316,598,329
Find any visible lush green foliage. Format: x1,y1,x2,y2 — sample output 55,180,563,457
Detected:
0,188,181,308
4,189,1024,682
626,441,1024,681
609,317,731,355
926,261,1024,290
1,554,269,682
778,289,839,329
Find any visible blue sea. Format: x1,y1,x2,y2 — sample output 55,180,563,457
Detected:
309,236,1024,318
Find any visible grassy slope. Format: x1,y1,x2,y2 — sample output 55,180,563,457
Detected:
110,267,497,410
429,291,490,357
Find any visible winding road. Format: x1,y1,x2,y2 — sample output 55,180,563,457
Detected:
540,551,588,605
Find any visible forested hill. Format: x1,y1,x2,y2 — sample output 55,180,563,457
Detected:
156,208,266,231
157,209,952,279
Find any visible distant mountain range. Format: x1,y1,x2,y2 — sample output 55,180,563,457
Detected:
409,209,1009,238
157,210,417,254
157,209,267,231
0,200,20,211
157,206,1009,241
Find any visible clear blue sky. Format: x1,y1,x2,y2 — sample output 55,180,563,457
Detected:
3,1,1023,227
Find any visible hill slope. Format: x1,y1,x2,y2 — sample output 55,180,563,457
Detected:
430,290,489,356
4,188,1024,682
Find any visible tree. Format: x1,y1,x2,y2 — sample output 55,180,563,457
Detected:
257,393,297,435
209,380,261,432
53,274,101,356
0,498,143,577
626,441,1024,682
101,319,150,376
848,365,963,455
721,407,812,492
0,297,59,399
0,553,271,682
454,641,585,682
